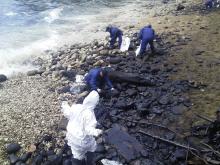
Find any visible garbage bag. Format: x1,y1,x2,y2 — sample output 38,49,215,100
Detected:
135,42,150,56
120,36,130,52
70,75,86,94
101,159,123,165
61,91,102,160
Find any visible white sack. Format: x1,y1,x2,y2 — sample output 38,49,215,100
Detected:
61,91,102,160
101,159,123,165
135,42,150,56
120,36,130,52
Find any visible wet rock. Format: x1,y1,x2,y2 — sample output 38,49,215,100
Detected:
95,144,105,153
152,107,164,115
58,116,68,130
57,85,70,94
173,149,186,160
20,152,32,162
9,154,19,164
27,70,39,76
105,124,143,162
110,89,120,97
108,57,122,64
0,74,7,82
158,95,170,105
61,70,75,80
63,159,72,165
114,100,135,110
171,104,187,115
100,50,109,55
6,143,21,154
32,155,43,165
126,88,137,97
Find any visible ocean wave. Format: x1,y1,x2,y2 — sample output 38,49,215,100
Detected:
0,31,59,76
44,7,63,23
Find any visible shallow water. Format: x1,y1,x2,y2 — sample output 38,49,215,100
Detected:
0,0,156,76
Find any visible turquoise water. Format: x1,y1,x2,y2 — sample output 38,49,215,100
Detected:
0,0,151,76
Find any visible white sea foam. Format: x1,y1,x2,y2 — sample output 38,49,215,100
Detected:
0,31,59,76
44,7,63,23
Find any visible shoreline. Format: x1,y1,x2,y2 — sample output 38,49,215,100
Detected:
1,0,220,164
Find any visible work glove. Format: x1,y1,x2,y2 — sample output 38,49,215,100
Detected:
97,88,101,93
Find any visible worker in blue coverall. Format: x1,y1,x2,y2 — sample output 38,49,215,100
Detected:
85,68,114,93
205,0,213,8
106,26,123,49
138,25,155,56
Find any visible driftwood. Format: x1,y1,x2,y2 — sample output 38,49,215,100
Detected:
194,113,214,123
109,71,155,86
139,130,198,152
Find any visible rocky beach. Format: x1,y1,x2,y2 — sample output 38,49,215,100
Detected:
0,0,220,164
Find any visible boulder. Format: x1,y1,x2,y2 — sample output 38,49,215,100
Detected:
6,143,21,154
0,74,7,82
104,124,143,162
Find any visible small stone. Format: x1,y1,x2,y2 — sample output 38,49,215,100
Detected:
9,154,19,164
0,74,7,82
6,143,21,154
28,144,36,153
27,70,39,76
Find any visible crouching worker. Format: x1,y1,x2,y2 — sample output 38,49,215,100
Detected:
85,68,114,93
61,91,102,165
205,0,213,8
138,24,155,57
106,26,123,49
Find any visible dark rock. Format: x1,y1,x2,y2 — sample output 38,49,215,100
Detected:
42,134,52,142
136,103,151,116
114,100,135,110
171,104,187,115
20,152,32,162
61,70,75,80
152,107,164,115
6,143,21,154
15,161,26,165
42,161,51,165
9,154,19,164
95,144,105,153
164,132,175,140
58,116,68,130
63,159,72,165
104,124,143,162
57,85,70,94
176,4,185,11
126,88,137,97
0,74,7,82
27,70,39,76
110,89,120,97
108,57,122,64
32,155,43,165
158,95,170,105
173,149,186,160
137,86,147,92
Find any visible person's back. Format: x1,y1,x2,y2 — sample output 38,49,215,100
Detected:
140,26,155,40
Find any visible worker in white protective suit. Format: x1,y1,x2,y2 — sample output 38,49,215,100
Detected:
61,90,102,163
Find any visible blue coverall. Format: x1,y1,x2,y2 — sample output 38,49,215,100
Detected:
138,25,155,55
85,68,113,91
106,27,123,49
205,0,213,8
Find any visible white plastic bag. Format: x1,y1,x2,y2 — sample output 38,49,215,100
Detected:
61,91,102,160
101,159,123,165
135,42,150,56
120,36,130,52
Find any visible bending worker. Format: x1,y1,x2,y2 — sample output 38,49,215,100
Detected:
138,24,155,56
106,26,123,49
85,68,114,93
